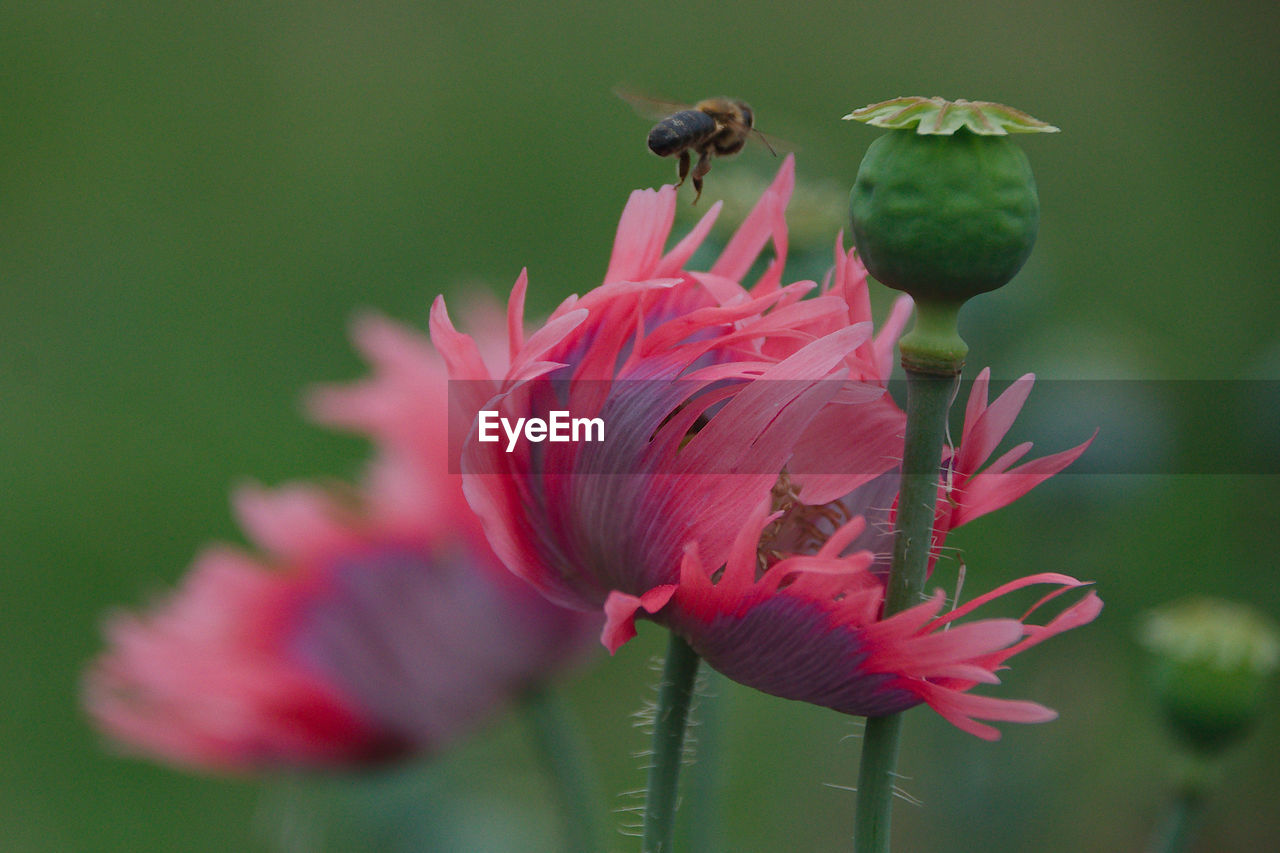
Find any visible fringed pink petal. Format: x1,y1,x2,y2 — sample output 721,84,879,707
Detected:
674,327,871,477
506,269,528,361
628,303,778,369
873,296,914,383
685,270,753,306
751,256,787,297
654,518,1095,739
929,572,1088,628
990,591,1104,663
428,297,501,417
710,154,794,284
870,619,1025,675
306,312,440,438
305,313,459,509
742,296,856,354
657,330,873,570
654,201,722,278
957,373,1035,476
929,664,1004,684
816,515,868,558
857,591,949,643
950,434,1095,527
507,307,590,381
84,549,389,771
764,553,876,582
831,236,870,325
604,185,677,284
962,367,992,441
975,441,1034,477
786,391,906,506
601,585,677,654
910,681,1058,741
633,277,821,362
233,483,354,561
676,542,715,599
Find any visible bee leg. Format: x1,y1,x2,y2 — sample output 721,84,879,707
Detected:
675,150,691,188
690,151,712,204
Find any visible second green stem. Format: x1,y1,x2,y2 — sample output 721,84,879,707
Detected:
643,632,701,853
853,368,957,852
523,687,606,853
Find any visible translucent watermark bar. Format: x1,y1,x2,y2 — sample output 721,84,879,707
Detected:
446,379,1279,476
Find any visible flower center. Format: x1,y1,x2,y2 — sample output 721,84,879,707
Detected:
758,471,853,575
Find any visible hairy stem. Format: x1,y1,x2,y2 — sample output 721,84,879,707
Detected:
853,369,957,852
681,669,724,853
643,632,701,853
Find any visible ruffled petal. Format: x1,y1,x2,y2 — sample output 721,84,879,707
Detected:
601,585,678,654
711,154,794,285
604,185,678,284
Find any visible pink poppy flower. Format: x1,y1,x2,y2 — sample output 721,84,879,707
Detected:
84,314,599,772
432,156,1100,739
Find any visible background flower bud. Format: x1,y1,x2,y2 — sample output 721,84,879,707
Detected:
1140,597,1280,753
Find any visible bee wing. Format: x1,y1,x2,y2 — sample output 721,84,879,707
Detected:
613,87,696,121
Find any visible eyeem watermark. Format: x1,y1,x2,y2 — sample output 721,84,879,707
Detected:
451,379,1280,474
477,410,605,452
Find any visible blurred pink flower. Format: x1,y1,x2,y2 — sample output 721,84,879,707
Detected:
432,156,1100,739
84,314,599,772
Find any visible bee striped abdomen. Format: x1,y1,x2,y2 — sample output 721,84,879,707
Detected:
647,110,717,157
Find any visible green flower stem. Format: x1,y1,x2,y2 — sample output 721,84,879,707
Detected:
897,299,968,376
643,632,702,853
852,712,905,852
523,687,605,853
682,669,725,853
1150,787,1205,853
853,368,959,852
1149,754,1218,853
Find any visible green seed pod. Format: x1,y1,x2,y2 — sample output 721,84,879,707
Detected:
843,98,1058,374
850,129,1039,302
1140,597,1280,754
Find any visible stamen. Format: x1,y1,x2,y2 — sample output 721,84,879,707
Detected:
754,470,867,581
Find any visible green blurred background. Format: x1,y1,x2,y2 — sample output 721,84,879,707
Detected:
3,1,1278,850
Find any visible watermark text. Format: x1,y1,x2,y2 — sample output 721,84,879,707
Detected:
477,410,605,452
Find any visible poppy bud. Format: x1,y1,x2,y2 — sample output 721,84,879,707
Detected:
1140,597,1280,753
844,97,1058,373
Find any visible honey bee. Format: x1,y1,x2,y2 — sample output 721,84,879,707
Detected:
615,89,779,203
